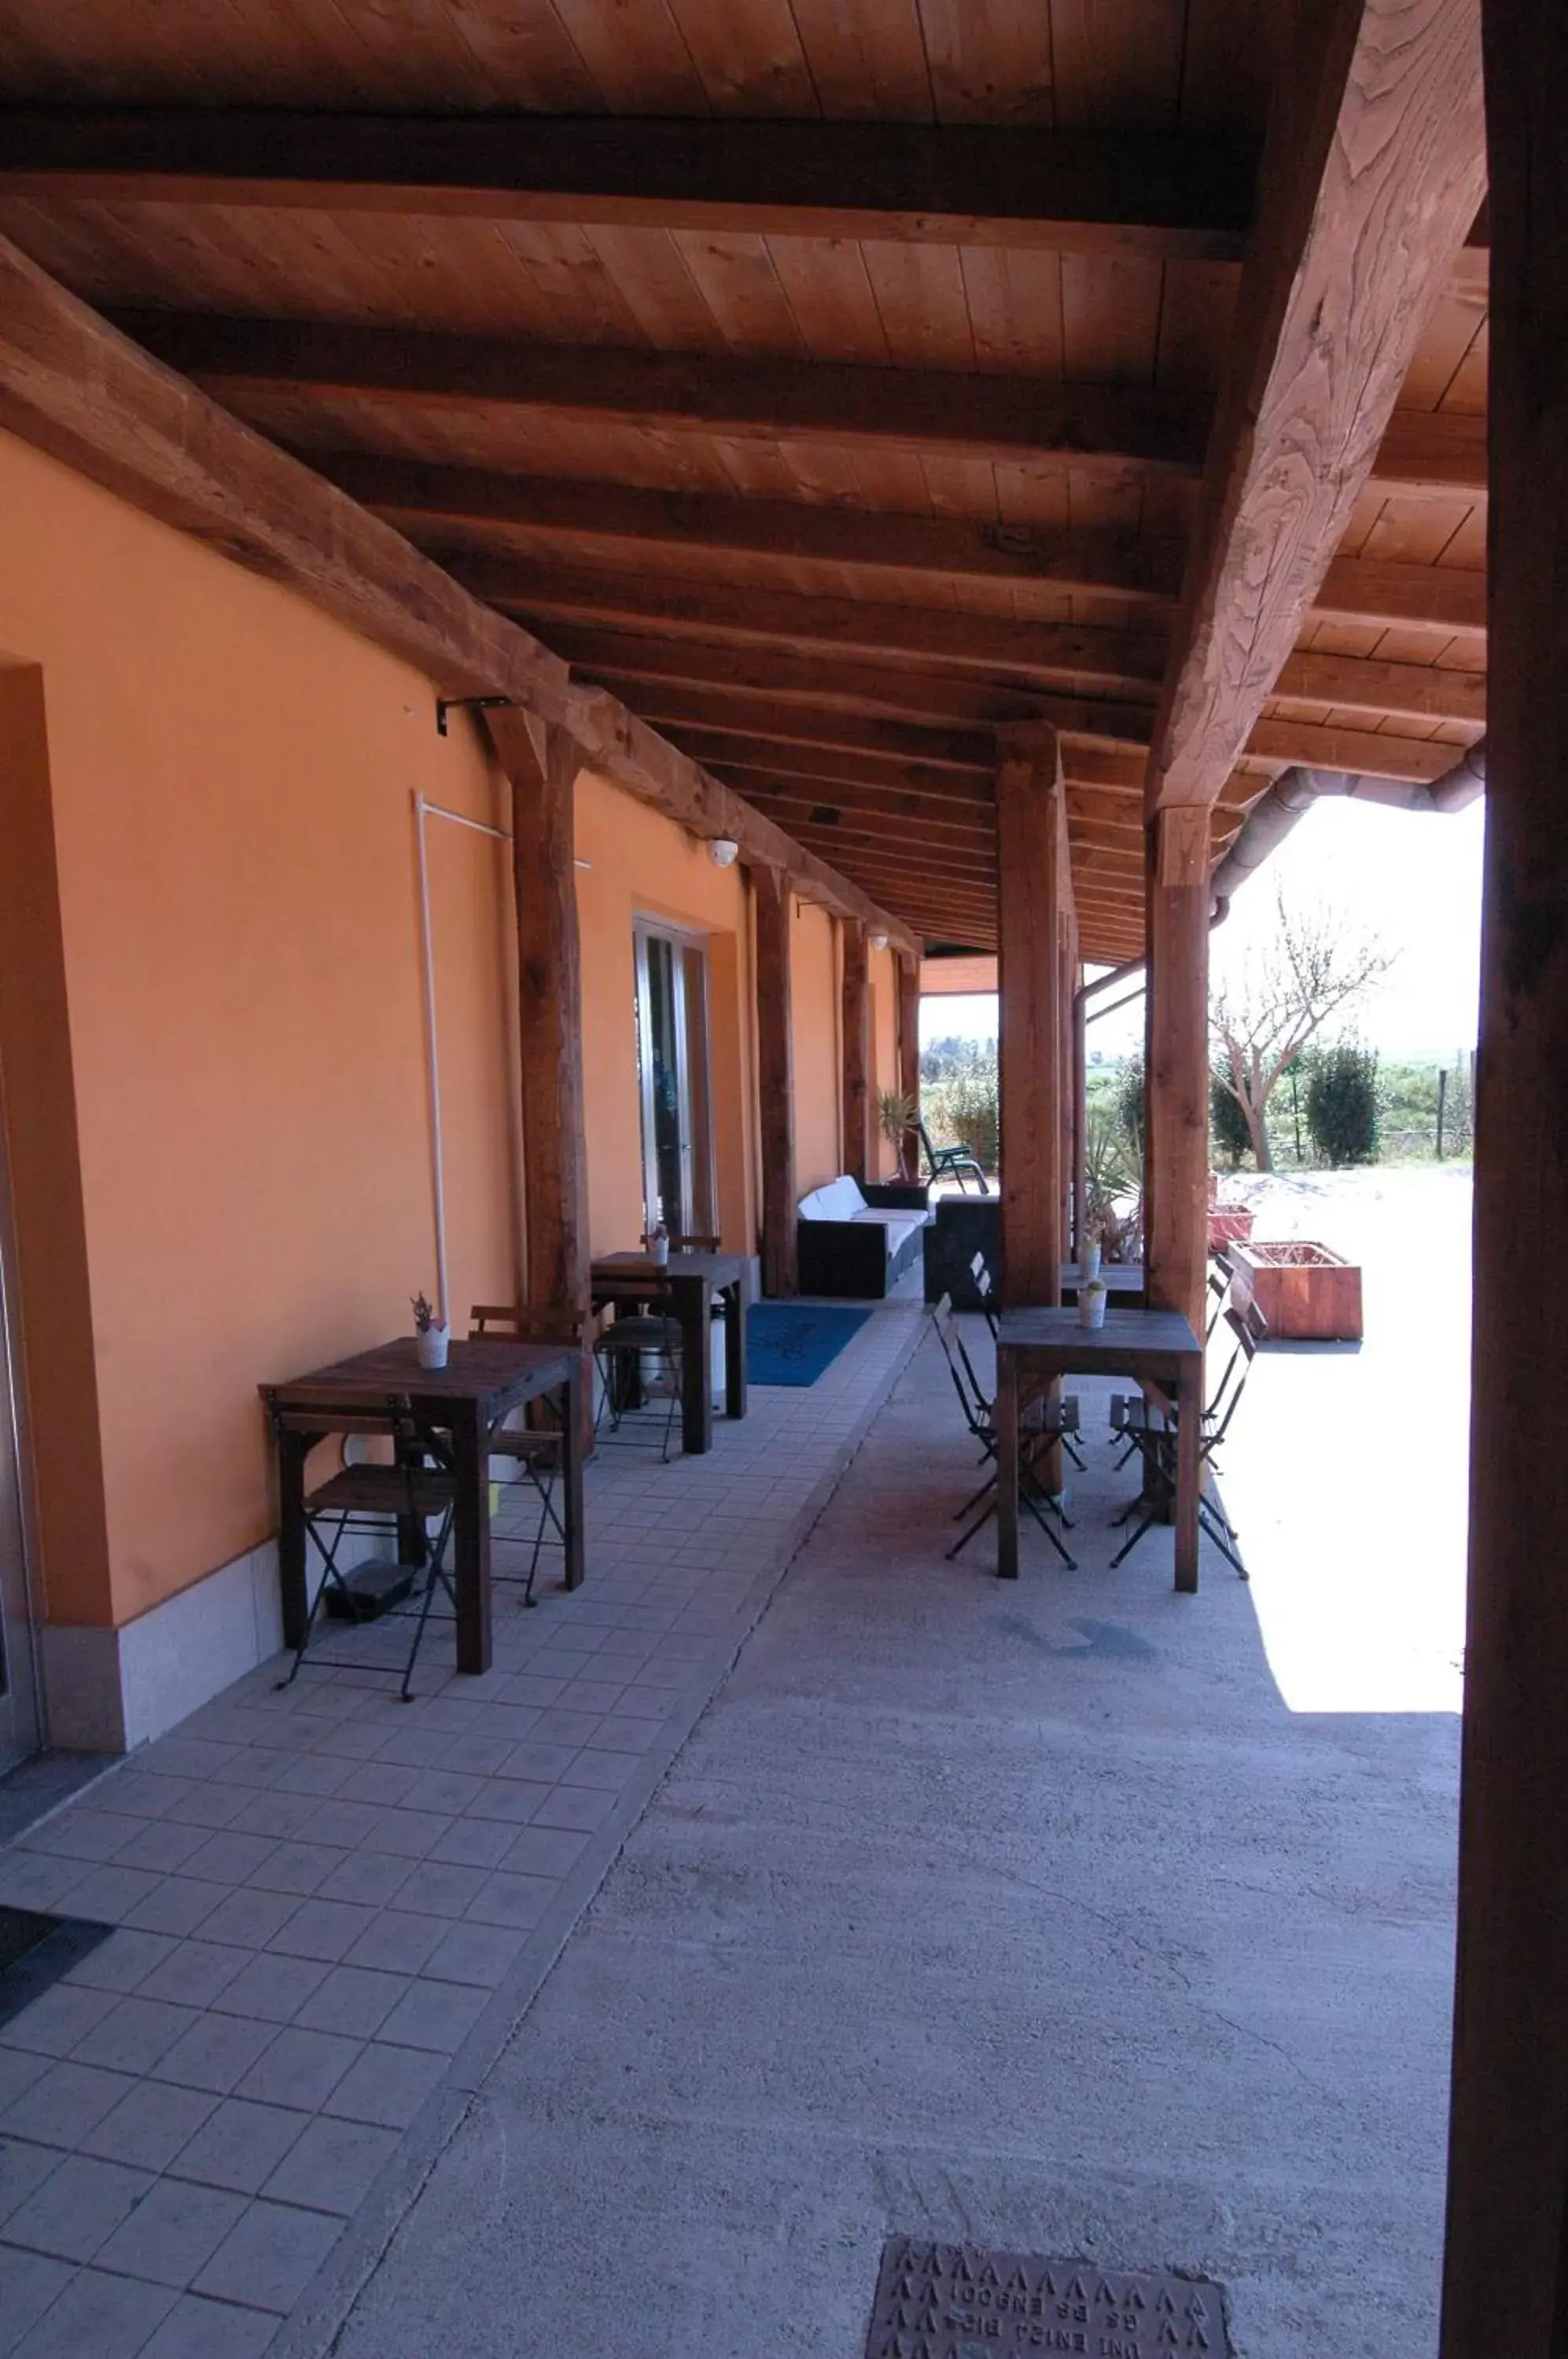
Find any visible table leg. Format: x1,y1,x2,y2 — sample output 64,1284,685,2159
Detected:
561,1366,585,1592
675,1276,714,1454
1174,1356,1201,1594
450,1404,491,1674
997,1350,1021,1581
723,1280,747,1421
276,1428,311,1651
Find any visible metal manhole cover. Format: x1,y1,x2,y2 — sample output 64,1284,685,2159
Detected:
865,2237,1229,2359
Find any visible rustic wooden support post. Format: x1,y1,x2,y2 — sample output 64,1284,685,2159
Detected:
488,710,592,1426
841,918,870,1185
750,863,797,1298
897,951,921,1183
1143,804,1210,1369
1059,911,1078,1259
996,724,1065,1306
1441,6,1568,2349
1072,958,1089,1264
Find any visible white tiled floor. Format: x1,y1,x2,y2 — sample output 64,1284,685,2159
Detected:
0,1304,919,2358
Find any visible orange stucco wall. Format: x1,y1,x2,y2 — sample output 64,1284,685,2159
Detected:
790,900,841,1195
573,771,756,1259
0,427,520,1631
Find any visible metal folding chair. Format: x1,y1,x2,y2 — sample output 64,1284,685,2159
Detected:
467,1306,568,1605
594,1302,683,1461
1106,1303,1263,1577
266,1393,459,1701
928,1294,1078,1567
970,1249,1087,1471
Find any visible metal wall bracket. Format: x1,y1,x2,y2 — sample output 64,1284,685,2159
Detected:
435,694,516,738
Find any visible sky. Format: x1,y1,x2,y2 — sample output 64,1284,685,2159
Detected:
922,793,1486,1066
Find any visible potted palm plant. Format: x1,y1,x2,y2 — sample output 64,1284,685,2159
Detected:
878,1088,918,1181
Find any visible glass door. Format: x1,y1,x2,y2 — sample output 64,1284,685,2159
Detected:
633,921,716,1242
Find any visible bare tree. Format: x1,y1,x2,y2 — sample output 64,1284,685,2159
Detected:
1210,889,1393,1169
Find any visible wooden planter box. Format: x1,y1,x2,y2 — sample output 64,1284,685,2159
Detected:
1209,1205,1255,1250
1233,1240,1363,1342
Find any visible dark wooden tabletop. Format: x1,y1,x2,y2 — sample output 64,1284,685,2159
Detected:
996,1306,1200,1369
264,1335,577,1411
592,1251,746,1285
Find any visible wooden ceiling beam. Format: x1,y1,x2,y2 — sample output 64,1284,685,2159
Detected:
663,734,1000,808
559,630,1150,740
115,313,1470,500
583,632,1476,778
738,786,997,854
599,683,996,776
475,558,1480,716
337,455,1489,631
1143,0,1486,812
0,234,913,952
115,312,1212,488
462,558,1172,679
335,457,1187,610
1313,554,1485,635
0,110,1258,261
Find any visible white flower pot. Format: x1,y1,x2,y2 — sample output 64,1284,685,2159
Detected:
416,1323,451,1370
1078,1287,1108,1330
1083,1242,1102,1280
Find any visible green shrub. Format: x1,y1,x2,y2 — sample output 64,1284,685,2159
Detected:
942,1069,999,1172
1209,1069,1252,1165
1117,1055,1145,1161
1305,1042,1380,1165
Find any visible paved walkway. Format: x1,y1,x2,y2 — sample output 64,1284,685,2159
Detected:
0,1303,920,2358
327,1331,1460,2359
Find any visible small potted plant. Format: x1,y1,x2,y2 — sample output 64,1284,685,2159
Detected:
411,1290,450,1370
642,1222,670,1268
1077,1275,1109,1331
1081,1220,1103,1283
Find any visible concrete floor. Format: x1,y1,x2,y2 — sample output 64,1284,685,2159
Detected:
333,1311,1460,2359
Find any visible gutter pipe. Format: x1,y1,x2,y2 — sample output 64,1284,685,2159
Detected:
1209,738,1486,918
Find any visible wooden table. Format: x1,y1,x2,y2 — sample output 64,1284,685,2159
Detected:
994,1306,1203,1592
265,1337,583,1676
591,1251,748,1455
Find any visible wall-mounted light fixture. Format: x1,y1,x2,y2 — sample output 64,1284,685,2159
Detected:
709,837,740,867
870,931,889,951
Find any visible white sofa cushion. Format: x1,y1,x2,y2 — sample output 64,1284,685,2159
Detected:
799,1175,867,1222
852,1209,926,1254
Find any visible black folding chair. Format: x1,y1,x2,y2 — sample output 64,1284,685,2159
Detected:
1106,1303,1263,1577
266,1393,459,1701
970,1249,1087,1472
917,1118,991,1194
594,1303,684,1462
929,1294,1078,1566
467,1306,568,1606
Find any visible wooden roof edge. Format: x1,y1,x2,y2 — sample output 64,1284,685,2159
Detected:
0,233,912,956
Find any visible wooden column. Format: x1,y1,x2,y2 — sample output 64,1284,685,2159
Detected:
841,919,870,1184
996,726,1065,1306
1059,911,1079,1257
1441,6,1568,2350
897,951,921,1183
1072,973,1089,1265
1143,806,1209,1360
750,863,797,1297
489,712,590,1353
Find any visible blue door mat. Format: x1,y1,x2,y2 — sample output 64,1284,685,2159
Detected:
746,1302,871,1385
0,1905,113,2033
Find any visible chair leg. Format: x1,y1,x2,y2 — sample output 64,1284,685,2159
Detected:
278,1515,351,1689
399,1507,456,1702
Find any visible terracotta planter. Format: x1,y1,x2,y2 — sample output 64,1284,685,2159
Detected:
1208,1205,1255,1250
1232,1240,1363,1342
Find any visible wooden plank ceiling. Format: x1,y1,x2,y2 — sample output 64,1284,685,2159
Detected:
0,0,1487,962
